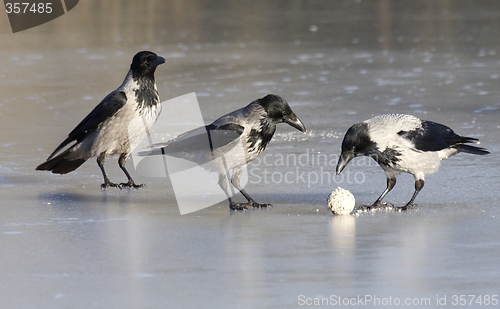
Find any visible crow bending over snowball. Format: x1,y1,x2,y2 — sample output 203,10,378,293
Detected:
36,51,165,189
146,94,306,210
336,114,489,210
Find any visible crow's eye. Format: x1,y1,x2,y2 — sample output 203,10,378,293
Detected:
143,55,152,64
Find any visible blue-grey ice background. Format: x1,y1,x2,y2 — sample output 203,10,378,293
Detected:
0,1,499,308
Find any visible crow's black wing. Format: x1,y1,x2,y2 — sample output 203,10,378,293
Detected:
48,91,127,159
206,123,245,151
149,123,244,156
398,120,476,152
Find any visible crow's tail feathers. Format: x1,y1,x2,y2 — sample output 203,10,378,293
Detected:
456,139,490,155
36,149,87,174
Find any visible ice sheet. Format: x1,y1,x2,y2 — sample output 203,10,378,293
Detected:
0,1,499,308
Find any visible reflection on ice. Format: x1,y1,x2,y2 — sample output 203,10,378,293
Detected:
329,215,356,251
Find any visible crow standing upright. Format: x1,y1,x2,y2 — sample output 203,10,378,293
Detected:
147,94,306,210
36,51,165,189
336,114,489,210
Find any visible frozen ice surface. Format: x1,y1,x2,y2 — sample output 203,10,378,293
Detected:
0,0,499,308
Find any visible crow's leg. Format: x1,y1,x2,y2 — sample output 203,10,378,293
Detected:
397,178,424,211
230,167,271,209
361,175,396,211
218,172,246,210
117,153,145,189
97,152,119,189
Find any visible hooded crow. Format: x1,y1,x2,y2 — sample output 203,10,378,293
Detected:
336,114,489,210
147,94,306,210
36,51,165,189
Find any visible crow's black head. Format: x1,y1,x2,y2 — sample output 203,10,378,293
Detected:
257,94,306,133
336,122,375,175
130,51,165,78
341,123,374,154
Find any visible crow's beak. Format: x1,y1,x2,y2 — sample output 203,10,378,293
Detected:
154,56,166,66
336,151,354,175
284,113,306,133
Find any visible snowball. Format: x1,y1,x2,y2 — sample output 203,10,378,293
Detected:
327,187,355,215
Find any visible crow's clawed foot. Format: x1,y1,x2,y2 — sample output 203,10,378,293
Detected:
229,201,272,211
250,201,272,208
119,181,146,189
358,202,394,212
396,203,417,212
101,181,119,189
229,202,249,211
